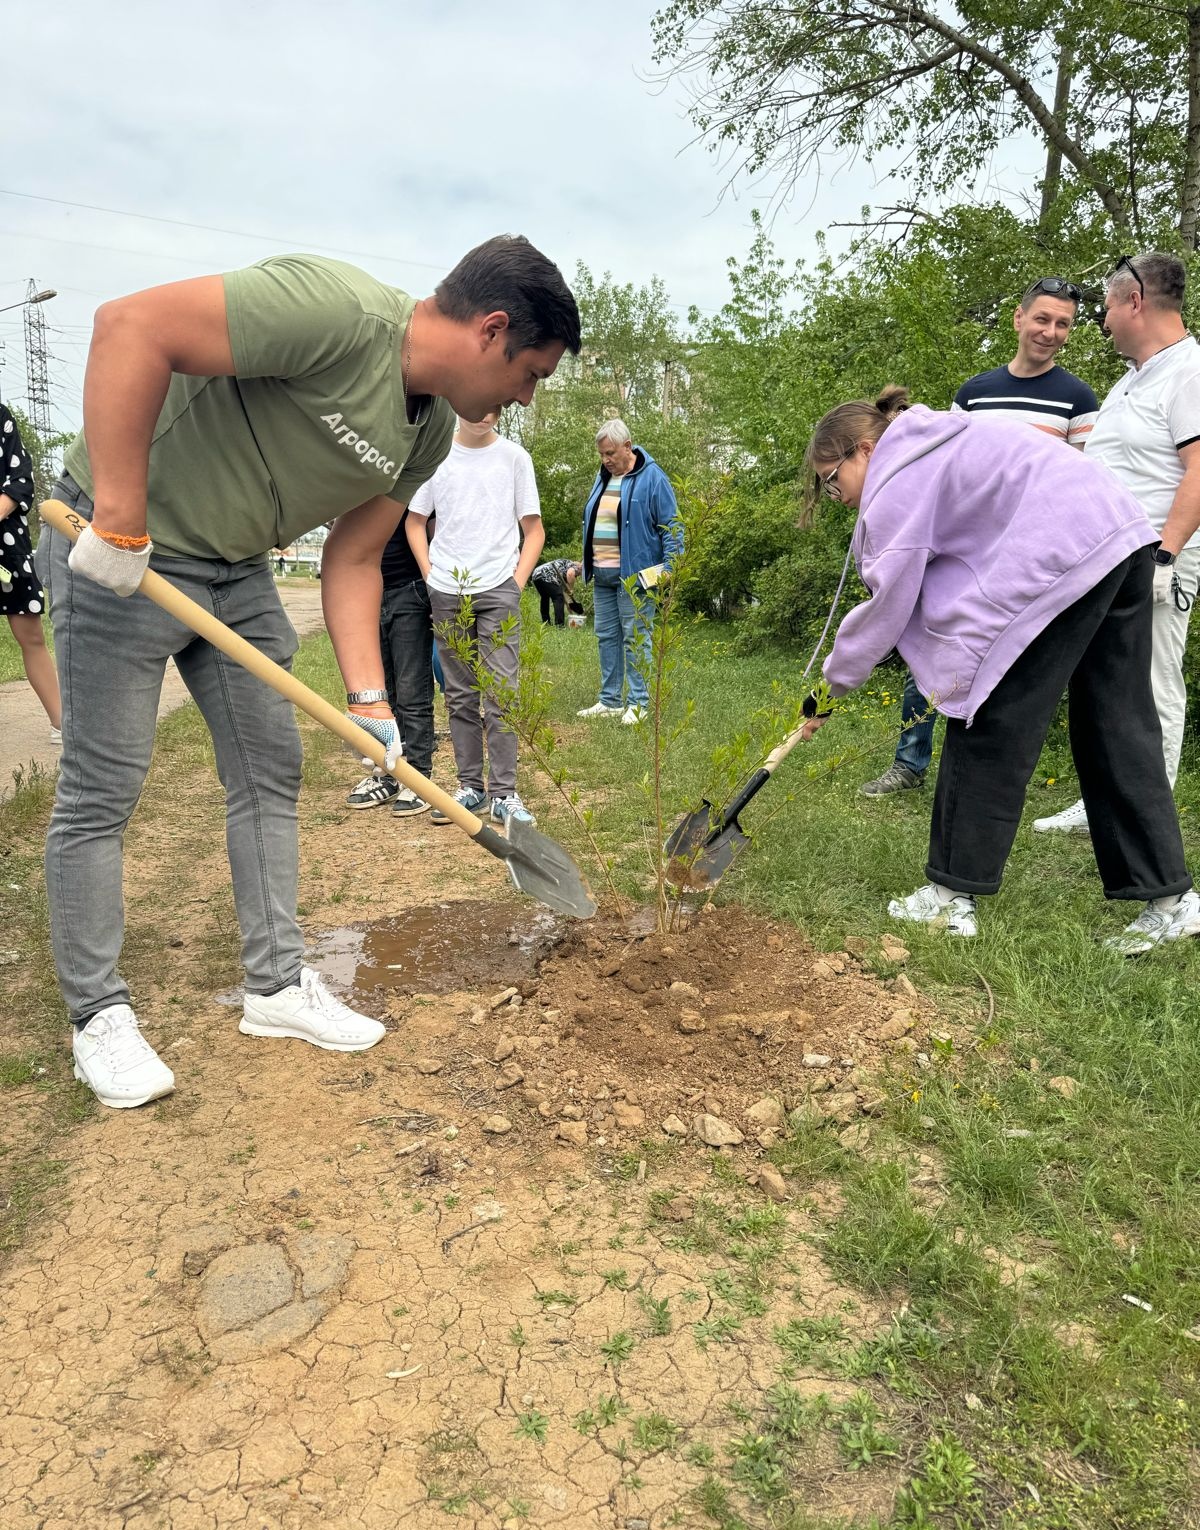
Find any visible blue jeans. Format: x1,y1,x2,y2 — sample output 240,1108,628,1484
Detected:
591,568,650,709
43,476,305,1024
895,671,936,775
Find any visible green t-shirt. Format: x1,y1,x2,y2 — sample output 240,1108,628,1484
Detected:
63,254,455,562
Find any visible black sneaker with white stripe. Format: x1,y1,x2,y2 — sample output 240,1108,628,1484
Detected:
346,772,400,809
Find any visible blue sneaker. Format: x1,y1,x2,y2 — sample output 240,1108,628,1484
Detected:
490,792,536,828
431,785,486,826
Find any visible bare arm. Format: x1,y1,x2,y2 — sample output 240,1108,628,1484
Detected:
405,513,433,580
83,275,235,538
1156,442,1200,556
320,495,405,694
513,515,545,589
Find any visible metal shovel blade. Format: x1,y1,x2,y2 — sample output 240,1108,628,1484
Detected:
665,815,752,890
664,802,720,862
477,817,598,919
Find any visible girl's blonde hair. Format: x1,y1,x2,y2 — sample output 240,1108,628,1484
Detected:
802,386,912,516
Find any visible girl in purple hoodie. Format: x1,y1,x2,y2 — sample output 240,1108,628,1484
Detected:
803,387,1199,954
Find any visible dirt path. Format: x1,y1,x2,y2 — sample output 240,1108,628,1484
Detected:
0,583,326,797
0,667,956,1529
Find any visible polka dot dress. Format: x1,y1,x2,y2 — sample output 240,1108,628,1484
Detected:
0,405,45,618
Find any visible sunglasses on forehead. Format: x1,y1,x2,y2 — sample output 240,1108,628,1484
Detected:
1023,276,1083,304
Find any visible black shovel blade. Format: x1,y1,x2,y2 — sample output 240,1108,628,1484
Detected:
664,802,721,862
666,816,752,890
475,819,597,919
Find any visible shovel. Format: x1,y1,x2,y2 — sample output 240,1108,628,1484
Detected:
664,721,810,890
39,499,597,920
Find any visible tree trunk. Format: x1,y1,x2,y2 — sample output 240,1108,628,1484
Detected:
1182,8,1200,247
1039,42,1075,225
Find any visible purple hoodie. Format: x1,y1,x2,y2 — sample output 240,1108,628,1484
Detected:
823,406,1157,723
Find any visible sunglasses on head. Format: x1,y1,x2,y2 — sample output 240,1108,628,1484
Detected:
1111,254,1144,298
1023,276,1083,304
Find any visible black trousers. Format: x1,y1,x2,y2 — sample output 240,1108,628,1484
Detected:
538,585,566,625
927,548,1190,901
381,577,436,778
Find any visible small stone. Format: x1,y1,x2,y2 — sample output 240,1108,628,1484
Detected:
838,1122,872,1151
622,972,649,994
669,980,700,998
702,1094,723,1116
891,1036,918,1054
537,1100,556,1119
657,1192,694,1221
560,1103,584,1121
677,1011,706,1034
918,1115,936,1131
1002,1127,1033,1139
843,936,868,956
791,1009,815,1028
858,1091,887,1117
613,1101,645,1130
693,1114,744,1147
877,1017,912,1042
1028,1056,1041,1073
482,1115,512,1135
414,1057,443,1075
1047,1075,1079,1099
788,1098,823,1128
661,1114,688,1137
557,1120,588,1147
489,987,520,1010
802,1053,832,1069
892,973,919,1000
879,935,910,962
495,1063,524,1090
599,960,621,978
755,1165,788,1202
819,1092,859,1126
810,959,836,980
493,1035,516,1063
745,1097,784,1130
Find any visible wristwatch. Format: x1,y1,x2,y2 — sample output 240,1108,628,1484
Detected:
346,688,389,705
1153,546,1177,566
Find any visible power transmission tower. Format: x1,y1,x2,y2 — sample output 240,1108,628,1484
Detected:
23,278,53,442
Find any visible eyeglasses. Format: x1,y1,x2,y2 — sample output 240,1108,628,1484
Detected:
1023,276,1083,304
1112,254,1144,299
821,446,858,501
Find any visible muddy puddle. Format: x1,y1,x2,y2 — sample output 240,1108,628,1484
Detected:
307,898,566,999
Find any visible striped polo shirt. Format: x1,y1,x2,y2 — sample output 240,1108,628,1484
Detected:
952,363,1099,447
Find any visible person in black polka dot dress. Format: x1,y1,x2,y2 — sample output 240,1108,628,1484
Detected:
0,402,61,741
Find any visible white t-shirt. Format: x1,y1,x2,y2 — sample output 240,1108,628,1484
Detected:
408,434,541,595
1086,335,1200,546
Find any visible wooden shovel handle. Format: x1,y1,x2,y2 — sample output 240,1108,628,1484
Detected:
38,499,487,839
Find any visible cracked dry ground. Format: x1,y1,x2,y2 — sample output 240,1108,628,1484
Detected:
1,755,946,1530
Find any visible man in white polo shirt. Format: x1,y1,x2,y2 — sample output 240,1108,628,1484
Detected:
1036,252,1200,834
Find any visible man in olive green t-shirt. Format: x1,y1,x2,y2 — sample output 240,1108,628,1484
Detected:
43,235,580,1111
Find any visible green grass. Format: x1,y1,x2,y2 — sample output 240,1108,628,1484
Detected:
520,619,1200,1528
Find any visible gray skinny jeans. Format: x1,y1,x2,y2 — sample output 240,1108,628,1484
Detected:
42,477,305,1024
430,580,521,797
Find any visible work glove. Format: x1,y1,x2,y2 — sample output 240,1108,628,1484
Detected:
1152,561,1175,604
802,689,832,719
68,524,153,598
344,709,404,772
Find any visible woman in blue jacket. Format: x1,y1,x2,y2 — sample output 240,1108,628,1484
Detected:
577,419,682,724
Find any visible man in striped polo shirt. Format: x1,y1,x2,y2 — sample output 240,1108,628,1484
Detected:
860,277,1097,797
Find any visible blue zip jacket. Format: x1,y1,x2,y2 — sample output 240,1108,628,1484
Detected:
581,446,683,581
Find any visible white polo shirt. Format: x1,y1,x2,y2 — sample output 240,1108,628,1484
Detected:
1086,335,1200,547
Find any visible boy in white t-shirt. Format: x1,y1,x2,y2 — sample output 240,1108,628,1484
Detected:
406,413,544,825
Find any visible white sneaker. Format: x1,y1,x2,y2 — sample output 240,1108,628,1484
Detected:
887,882,977,937
1033,799,1089,834
73,1005,175,1109
1105,889,1200,956
576,702,623,718
241,967,386,1051
49,726,62,745
621,705,646,725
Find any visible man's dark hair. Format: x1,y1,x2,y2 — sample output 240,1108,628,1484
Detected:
1110,251,1187,313
436,235,581,356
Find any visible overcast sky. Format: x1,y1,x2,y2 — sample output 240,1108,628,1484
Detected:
3,0,1034,434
